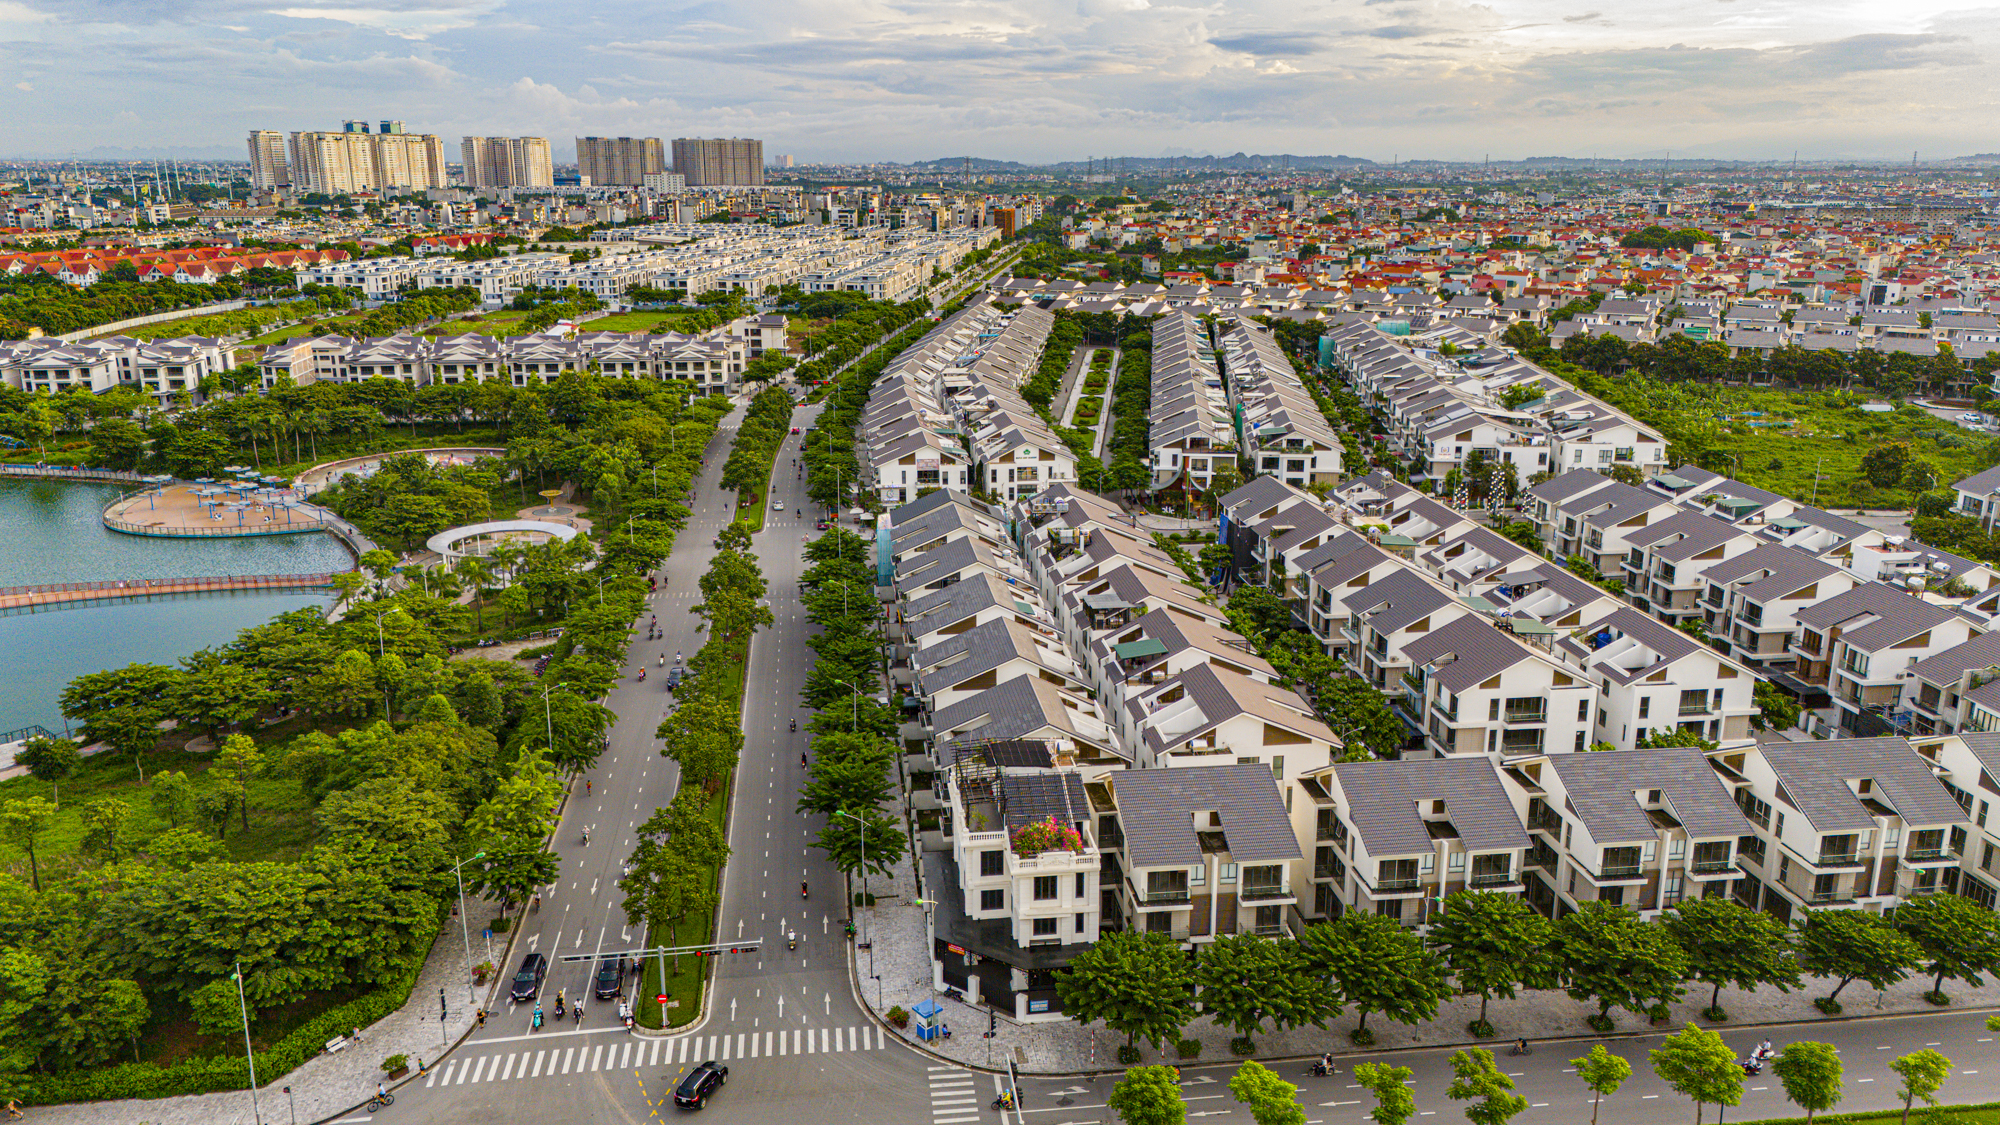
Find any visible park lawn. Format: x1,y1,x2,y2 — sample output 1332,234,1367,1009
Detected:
0,741,320,877
585,312,676,334
255,424,512,479
238,312,374,348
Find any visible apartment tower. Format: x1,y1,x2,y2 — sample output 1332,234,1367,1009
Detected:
288,127,446,194
671,137,764,186
246,130,289,189
575,136,665,186
460,136,554,188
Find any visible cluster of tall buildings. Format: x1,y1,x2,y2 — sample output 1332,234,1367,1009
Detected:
247,125,769,196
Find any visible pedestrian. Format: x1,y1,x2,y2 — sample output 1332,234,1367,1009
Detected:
416,1056,425,1075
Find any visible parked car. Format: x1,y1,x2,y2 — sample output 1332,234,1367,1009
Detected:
594,957,623,1000
674,1061,728,1109
510,953,547,1003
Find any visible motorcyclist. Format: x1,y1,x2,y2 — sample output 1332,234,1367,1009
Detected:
638,668,646,682
790,717,797,732
801,880,809,898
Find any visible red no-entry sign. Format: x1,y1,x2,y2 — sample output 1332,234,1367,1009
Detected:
657,994,668,1004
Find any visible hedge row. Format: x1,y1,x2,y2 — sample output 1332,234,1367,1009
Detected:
20,911,441,1104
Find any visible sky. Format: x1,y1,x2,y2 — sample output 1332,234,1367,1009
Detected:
4,0,1998,164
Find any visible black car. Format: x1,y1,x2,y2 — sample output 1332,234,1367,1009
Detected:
510,952,546,1003
665,667,685,689
593,957,623,1001
674,1061,728,1109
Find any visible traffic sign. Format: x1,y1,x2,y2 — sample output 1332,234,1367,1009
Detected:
656,993,668,1004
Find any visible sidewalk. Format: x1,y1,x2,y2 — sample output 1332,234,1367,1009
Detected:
855,849,2000,1075
27,898,510,1125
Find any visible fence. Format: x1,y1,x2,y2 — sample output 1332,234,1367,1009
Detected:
58,299,250,343
101,511,330,539
0,572,338,600
0,464,143,483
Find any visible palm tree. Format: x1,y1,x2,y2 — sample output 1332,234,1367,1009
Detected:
457,556,494,632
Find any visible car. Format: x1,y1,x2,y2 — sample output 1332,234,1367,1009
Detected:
665,667,685,689
1962,413,1982,422
594,957,623,1000
790,426,801,434
674,1061,728,1109
815,520,830,531
510,953,546,1003
772,498,784,511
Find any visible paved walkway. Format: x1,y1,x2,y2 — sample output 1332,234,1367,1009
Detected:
25,899,511,1125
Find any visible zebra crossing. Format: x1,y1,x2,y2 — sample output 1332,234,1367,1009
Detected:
927,1066,984,1125
422,1024,889,1089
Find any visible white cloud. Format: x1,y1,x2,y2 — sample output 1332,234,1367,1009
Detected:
13,80,29,90
266,5,495,38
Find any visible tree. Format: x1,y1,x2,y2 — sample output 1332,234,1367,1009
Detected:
1197,932,1338,1048
87,416,146,470
16,736,81,809
1889,1049,1951,1125
149,769,195,828
796,754,895,821
1860,442,1914,489
1796,908,1922,1011
1495,522,1543,552
1446,1048,1526,1125
656,693,744,788
1353,1063,1416,1125
1552,902,1688,1027
1772,1041,1844,1125
1109,1065,1187,1125
1650,1024,1742,1125
1662,898,1800,1019
812,807,904,885
1571,1045,1632,1125
1055,931,1197,1051
1752,681,1801,732
1225,585,1293,640
1229,1061,1305,1125
0,797,56,891
1893,892,2000,1000
212,733,266,831
1298,912,1446,1043
620,846,716,959
1425,891,1554,1035
1315,679,1406,761
79,798,134,862
1198,542,1235,583
460,672,503,730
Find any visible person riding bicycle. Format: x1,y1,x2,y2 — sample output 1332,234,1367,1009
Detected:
1514,1037,1529,1056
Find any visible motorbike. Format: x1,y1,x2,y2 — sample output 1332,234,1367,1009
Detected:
1740,1059,1764,1076
787,932,797,951
582,827,591,845
801,752,808,767
1307,1062,1332,1078
532,1006,544,1029
675,651,683,664
790,718,797,732
554,996,565,1019
801,881,809,899
638,669,646,682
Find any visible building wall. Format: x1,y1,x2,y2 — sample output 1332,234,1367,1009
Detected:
673,137,765,187
576,137,664,186
247,130,289,190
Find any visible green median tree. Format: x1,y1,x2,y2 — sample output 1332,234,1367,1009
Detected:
1110,1065,1187,1125
1353,1063,1416,1125
1650,1024,1742,1125
1889,1049,1952,1125
1425,890,1555,1037
1662,897,1800,1021
1229,1061,1304,1125
1571,1045,1632,1125
1196,932,1338,1052
1054,931,1196,1054
1552,901,1689,1030
1771,1041,1844,1125
1891,892,2000,1003
1445,1048,1526,1125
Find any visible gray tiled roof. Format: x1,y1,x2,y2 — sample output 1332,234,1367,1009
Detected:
1110,763,1302,869
1759,736,1967,832
1794,582,1956,650
1950,731,2000,781
1331,756,1531,856
1350,569,1457,633
1548,746,1754,842
1697,544,1844,600
1909,632,2000,684
1401,614,1539,693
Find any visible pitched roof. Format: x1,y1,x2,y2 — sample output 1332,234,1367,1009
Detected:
1109,763,1302,869
1400,614,1540,694
1548,746,1755,842
1330,756,1531,856
1759,736,1967,832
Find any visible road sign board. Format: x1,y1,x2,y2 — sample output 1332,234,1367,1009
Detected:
656,994,668,1004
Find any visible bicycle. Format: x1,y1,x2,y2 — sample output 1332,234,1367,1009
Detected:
367,1091,396,1111
1508,1041,1533,1057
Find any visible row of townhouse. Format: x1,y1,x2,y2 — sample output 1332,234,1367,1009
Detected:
1146,310,1236,498
1522,465,2000,737
1323,318,1668,489
1219,318,1341,488
0,334,234,401
1217,473,1764,759
881,485,1343,1017
253,315,787,394
855,297,1081,508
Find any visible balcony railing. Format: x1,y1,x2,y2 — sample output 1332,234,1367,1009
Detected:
1240,883,1291,902
1130,879,1191,905
1469,871,1520,888
1739,806,1771,830
1904,847,1955,863
1527,809,1562,834
1375,876,1422,892
1503,709,1548,726
1809,889,1858,905
1597,864,1644,880
1816,852,1861,867
1690,858,1738,875
1251,923,1288,936
1678,704,1710,716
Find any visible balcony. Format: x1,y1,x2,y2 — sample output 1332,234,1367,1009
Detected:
1597,864,1644,880
1503,708,1548,726
1375,876,1422,892
1690,858,1738,875
1240,883,1292,902
1469,871,1520,888
1815,851,1862,868
1527,808,1562,835
1678,704,1710,717
1808,889,1859,906
1129,878,1191,906
1904,847,1957,864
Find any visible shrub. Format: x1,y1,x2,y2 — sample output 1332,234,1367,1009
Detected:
1010,814,1083,857
886,1005,909,1029
1349,1028,1376,1047
1175,1038,1202,1059
1814,996,1843,1016
1118,1044,1142,1065
490,915,511,933
1467,1018,1496,1039
1926,990,1951,1007
1586,1013,1616,1033
1703,1006,1728,1022
1229,1036,1257,1056
382,1054,408,1074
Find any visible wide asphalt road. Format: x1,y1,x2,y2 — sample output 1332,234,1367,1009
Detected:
375,395,952,1125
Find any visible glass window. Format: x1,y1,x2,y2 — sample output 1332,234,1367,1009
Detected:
1220,863,1237,884
1191,864,1206,886
980,889,1004,911
1447,850,1465,871
1032,917,1058,936
1033,876,1058,901
980,850,1004,877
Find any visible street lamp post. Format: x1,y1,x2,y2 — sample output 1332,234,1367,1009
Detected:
835,809,878,1006
452,851,487,1008
833,678,863,731
231,960,263,1125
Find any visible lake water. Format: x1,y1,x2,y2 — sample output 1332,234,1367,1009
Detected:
0,479,349,735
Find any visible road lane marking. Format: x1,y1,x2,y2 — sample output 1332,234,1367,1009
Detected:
532,1049,545,1077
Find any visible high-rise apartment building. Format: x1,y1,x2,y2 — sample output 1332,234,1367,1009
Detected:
247,130,290,189
461,136,554,188
289,127,446,194
671,137,764,186
575,137,665,186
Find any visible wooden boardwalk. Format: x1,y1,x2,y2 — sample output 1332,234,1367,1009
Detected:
0,572,337,611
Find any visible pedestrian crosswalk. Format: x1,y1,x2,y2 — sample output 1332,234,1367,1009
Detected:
927,1066,983,1125
422,1024,889,1088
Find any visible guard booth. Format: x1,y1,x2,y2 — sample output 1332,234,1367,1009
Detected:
911,998,946,1042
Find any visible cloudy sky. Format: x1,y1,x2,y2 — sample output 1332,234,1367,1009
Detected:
4,0,1996,163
